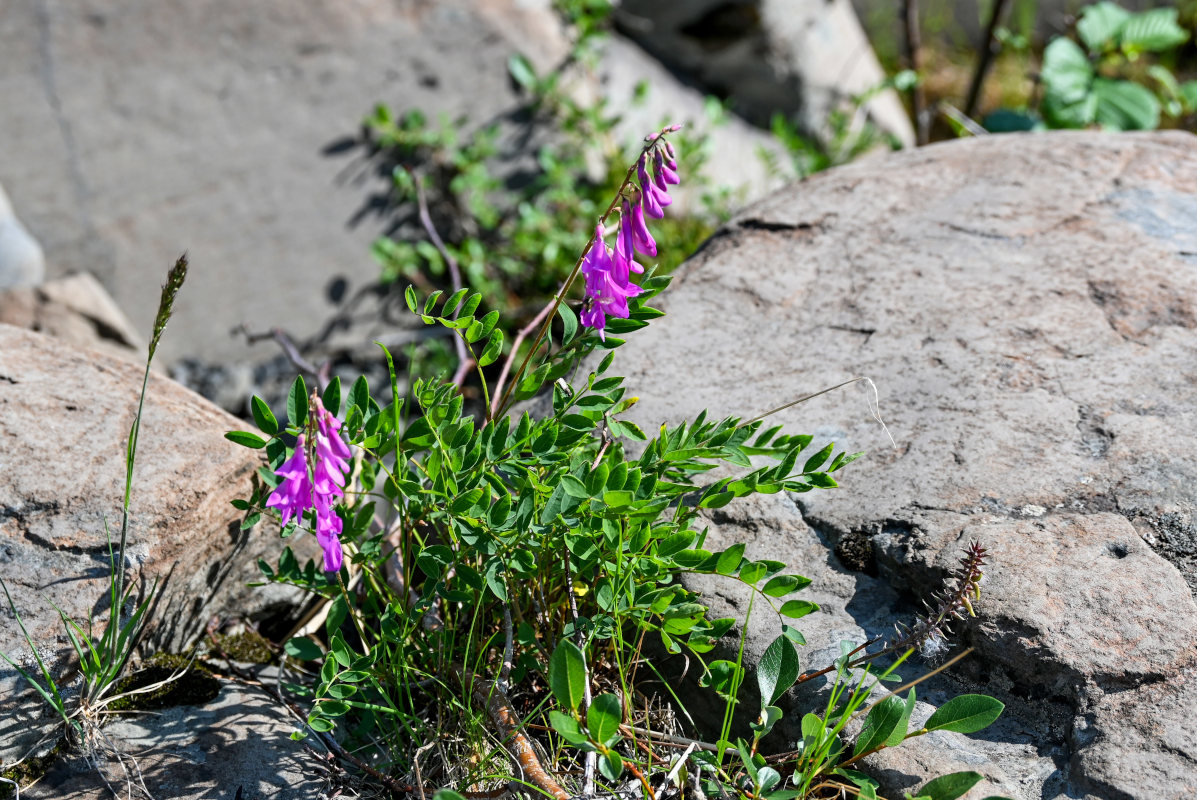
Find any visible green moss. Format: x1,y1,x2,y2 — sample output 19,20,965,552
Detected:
0,737,66,798
105,653,221,712
216,630,276,664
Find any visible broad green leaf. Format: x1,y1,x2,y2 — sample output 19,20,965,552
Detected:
549,710,590,746
587,693,622,745
1119,8,1188,53
757,635,800,707
1041,38,1093,104
598,752,623,781
757,767,781,792
886,689,917,747
915,771,984,800
761,574,811,597
284,637,324,661
1076,2,1130,52
716,543,745,575
225,431,267,449
739,560,768,585
404,285,417,313
780,599,818,619
854,694,906,756
548,641,588,711
322,376,342,416
924,694,1004,734
287,375,308,427
558,301,579,345
478,330,504,367
1093,78,1160,130
250,396,278,435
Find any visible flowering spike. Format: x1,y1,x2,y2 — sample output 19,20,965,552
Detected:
264,394,352,573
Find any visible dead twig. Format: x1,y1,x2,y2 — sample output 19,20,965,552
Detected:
450,665,571,800
964,0,1014,119
902,0,929,145
489,291,558,419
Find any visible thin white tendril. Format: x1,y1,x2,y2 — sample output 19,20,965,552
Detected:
739,375,897,448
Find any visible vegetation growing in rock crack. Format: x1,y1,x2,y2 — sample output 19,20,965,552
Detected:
230,127,1012,800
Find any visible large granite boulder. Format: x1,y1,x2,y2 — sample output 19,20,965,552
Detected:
0,324,305,765
613,131,1197,799
0,0,794,374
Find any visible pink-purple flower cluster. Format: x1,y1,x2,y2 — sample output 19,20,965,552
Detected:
580,134,680,337
265,394,351,573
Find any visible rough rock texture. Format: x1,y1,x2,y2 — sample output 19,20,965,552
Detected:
0,272,142,362
0,0,794,372
613,131,1197,799
24,675,322,799
0,324,310,764
615,0,914,146
0,181,46,289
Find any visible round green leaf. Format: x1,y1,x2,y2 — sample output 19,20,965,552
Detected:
924,694,1004,734
586,693,622,746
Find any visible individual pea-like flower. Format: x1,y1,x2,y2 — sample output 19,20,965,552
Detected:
265,393,351,573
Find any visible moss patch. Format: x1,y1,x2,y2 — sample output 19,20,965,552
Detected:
0,737,66,798
105,653,221,712
216,630,276,664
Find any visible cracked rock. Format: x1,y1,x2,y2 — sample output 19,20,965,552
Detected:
612,131,1197,799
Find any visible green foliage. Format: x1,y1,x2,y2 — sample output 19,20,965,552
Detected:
992,2,1195,132
236,135,1008,800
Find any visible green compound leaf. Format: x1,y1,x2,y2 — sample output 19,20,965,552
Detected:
250,395,278,435
757,634,800,707
587,692,622,746
914,771,984,800
549,640,588,712
925,694,1004,734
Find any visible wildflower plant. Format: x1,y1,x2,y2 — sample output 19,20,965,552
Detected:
234,127,1010,800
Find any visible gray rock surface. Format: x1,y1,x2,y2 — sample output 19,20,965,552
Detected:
0,182,46,289
0,324,312,764
0,271,142,362
0,0,807,376
610,131,1197,799
24,675,323,799
615,0,914,147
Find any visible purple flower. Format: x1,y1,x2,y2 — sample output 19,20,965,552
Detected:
265,436,313,527
621,198,656,259
580,224,640,339
637,154,672,219
265,395,352,574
